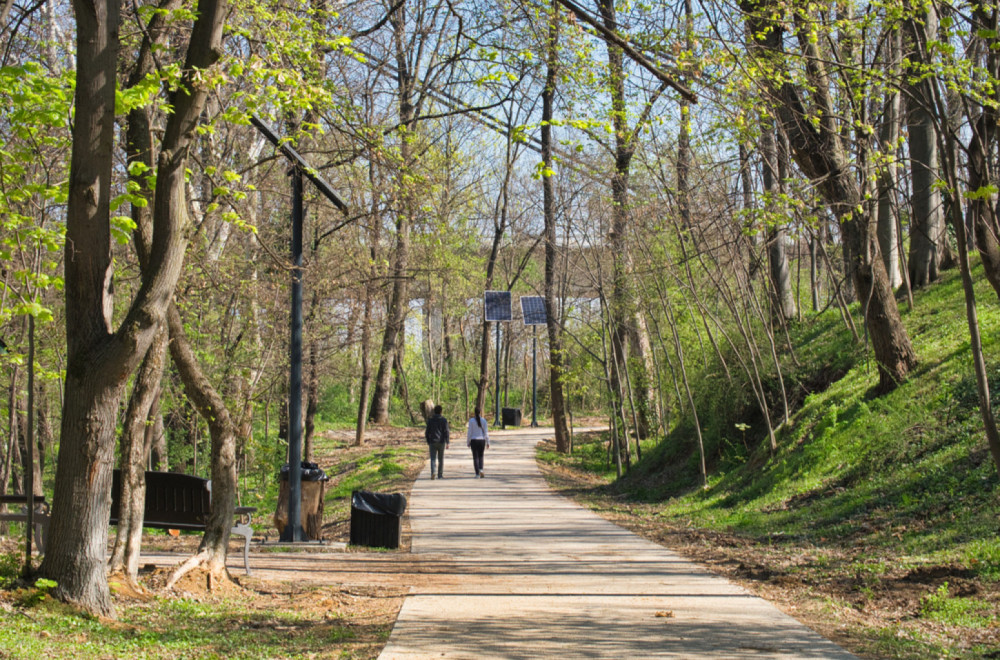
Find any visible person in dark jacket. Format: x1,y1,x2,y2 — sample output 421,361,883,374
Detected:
425,404,450,479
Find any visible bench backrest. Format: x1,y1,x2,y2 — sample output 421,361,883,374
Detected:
110,470,212,530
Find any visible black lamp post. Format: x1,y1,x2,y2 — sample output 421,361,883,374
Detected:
250,115,348,542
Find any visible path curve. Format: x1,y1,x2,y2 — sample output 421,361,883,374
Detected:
378,427,856,659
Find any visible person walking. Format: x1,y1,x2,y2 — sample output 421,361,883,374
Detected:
466,407,490,478
425,404,450,479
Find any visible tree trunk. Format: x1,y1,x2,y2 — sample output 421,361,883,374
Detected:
147,390,166,471
35,380,52,479
369,4,416,425
304,291,319,462
474,112,522,414
904,2,946,288
39,0,127,616
165,304,238,587
761,125,797,319
964,3,1000,301
939,117,1000,475
876,28,903,291
599,0,660,441
542,1,570,453
355,160,382,447
107,0,177,580
743,0,916,392
1,365,20,500
40,0,226,615
108,324,167,581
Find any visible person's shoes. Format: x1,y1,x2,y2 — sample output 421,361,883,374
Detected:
479,471,485,478
438,474,443,479
430,474,436,480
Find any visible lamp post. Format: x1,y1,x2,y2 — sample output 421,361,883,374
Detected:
250,115,348,542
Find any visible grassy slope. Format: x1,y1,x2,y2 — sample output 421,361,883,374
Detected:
541,264,1000,658
667,265,1000,568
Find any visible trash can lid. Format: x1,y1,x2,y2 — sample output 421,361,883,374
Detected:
280,461,330,482
351,490,407,516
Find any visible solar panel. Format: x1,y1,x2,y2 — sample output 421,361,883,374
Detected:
484,290,512,322
520,296,547,325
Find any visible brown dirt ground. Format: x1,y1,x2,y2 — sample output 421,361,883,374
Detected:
161,425,429,630
536,437,1000,659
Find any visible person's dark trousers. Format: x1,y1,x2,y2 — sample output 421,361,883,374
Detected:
469,439,486,475
428,441,446,477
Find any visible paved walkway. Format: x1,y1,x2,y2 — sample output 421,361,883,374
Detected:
378,427,855,659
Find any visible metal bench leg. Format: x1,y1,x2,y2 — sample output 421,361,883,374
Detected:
231,523,252,576
34,516,48,555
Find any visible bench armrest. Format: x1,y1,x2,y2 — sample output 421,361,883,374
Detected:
234,506,256,525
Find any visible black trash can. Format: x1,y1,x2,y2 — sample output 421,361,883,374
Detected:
502,407,522,428
350,490,407,549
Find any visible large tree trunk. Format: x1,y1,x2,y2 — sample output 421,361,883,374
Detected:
904,2,946,288
542,1,570,453
39,0,127,617
39,0,226,615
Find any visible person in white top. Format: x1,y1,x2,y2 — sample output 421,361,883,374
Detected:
466,407,490,478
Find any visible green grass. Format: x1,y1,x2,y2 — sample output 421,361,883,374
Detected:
0,590,382,659
324,447,419,500
921,583,996,628
615,265,1000,569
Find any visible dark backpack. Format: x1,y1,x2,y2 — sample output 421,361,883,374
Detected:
425,415,448,443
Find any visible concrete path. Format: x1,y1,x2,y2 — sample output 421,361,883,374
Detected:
378,427,855,660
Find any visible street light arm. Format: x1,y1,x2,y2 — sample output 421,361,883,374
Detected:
249,114,350,214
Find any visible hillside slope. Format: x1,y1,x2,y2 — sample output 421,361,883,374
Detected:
540,264,1000,658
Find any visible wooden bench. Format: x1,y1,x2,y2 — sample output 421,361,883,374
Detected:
110,470,257,575
0,493,49,554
